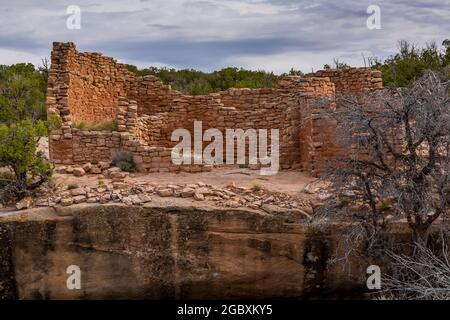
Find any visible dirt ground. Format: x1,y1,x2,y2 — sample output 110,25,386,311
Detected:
37,137,316,197
1,138,320,213
52,167,317,197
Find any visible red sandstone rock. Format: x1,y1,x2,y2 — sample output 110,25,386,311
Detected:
73,167,85,177
60,197,73,206
193,192,205,201
157,188,173,197
15,197,33,210
82,163,93,173
181,187,195,198
70,188,86,196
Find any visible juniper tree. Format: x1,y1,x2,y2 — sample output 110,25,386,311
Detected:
315,71,450,254
0,119,52,203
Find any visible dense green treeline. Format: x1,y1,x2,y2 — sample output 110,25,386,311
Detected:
124,66,303,95
0,63,47,124
370,40,450,87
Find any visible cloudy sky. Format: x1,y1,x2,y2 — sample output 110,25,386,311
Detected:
1,0,449,74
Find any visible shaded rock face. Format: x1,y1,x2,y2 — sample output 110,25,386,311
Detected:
0,205,371,300
0,226,18,299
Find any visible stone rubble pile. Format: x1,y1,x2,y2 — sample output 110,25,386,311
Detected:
28,175,313,219
55,161,113,177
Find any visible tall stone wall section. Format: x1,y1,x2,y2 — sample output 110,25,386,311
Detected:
48,43,133,165
121,75,335,170
303,68,384,174
47,42,382,175
308,68,383,95
66,50,135,124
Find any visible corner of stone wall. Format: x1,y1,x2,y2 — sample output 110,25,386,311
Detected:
47,42,77,164
47,43,139,166
304,67,384,176
284,76,336,173
117,97,138,134
308,67,383,95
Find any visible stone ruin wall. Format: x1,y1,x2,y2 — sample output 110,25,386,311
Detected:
303,68,384,174
47,42,383,175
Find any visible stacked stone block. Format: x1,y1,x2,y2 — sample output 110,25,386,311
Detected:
47,42,383,175
308,68,383,95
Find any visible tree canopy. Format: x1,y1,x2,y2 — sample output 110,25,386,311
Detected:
125,66,304,95
0,63,47,124
370,40,450,87
128,65,294,95
0,119,52,202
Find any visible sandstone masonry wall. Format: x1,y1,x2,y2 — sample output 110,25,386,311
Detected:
304,68,383,174
47,42,382,175
308,68,383,95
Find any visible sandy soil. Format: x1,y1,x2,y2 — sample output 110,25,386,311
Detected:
52,167,317,197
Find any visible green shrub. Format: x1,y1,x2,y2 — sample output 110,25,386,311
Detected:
111,151,136,173
0,171,15,180
90,159,99,165
116,160,135,173
0,171,15,188
73,120,118,132
73,122,87,130
0,119,52,203
338,193,351,207
251,183,262,192
377,199,392,212
96,120,118,131
46,114,62,132
67,183,78,190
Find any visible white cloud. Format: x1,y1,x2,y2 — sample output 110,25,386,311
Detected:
223,49,377,74
0,0,448,72
117,57,174,70
0,48,44,67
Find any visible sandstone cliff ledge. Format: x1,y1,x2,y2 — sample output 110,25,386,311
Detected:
0,201,393,300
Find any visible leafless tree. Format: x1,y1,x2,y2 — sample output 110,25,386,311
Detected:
39,57,50,84
313,71,450,258
380,241,450,300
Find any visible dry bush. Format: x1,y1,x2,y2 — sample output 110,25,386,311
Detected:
311,70,450,264
380,241,450,300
